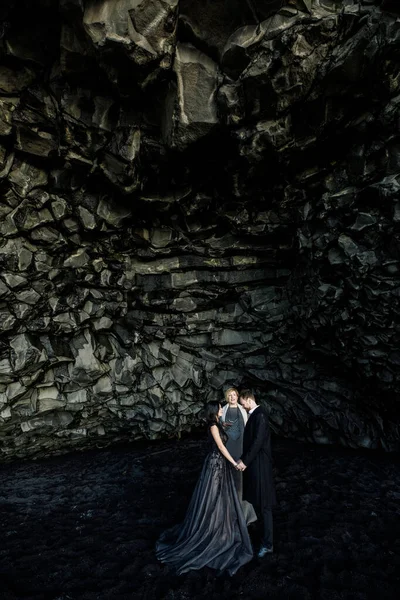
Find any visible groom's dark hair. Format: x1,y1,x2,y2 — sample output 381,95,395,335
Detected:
239,389,255,401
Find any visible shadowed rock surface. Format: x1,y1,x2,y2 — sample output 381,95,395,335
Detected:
0,0,400,460
0,436,399,599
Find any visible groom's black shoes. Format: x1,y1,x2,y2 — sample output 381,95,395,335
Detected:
257,545,273,558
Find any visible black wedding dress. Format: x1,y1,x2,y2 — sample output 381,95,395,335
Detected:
156,423,253,576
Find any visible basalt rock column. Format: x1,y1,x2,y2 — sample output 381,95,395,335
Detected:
0,0,399,460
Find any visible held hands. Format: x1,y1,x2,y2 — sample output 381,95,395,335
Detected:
235,460,246,471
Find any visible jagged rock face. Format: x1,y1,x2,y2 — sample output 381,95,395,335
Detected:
0,0,399,460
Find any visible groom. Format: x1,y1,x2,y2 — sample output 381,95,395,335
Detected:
236,390,276,558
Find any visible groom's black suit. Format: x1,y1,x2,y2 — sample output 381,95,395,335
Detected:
241,405,276,548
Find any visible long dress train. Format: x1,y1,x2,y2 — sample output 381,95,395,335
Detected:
156,425,253,576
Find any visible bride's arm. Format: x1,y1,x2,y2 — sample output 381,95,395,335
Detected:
210,425,237,467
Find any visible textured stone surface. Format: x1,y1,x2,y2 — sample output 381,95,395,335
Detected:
0,0,399,460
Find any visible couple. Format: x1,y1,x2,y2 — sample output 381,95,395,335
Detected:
156,389,276,576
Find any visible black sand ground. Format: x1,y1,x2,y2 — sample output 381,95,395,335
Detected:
0,436,399,600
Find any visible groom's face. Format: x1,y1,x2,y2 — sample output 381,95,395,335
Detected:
240,397,252,412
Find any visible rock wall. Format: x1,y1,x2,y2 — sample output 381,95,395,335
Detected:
0,0,399,460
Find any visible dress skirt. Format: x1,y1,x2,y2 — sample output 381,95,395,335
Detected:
156,448,253,576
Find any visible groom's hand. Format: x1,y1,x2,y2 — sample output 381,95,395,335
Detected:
236,460,247,471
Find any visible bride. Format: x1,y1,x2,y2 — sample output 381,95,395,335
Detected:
156,401,253,575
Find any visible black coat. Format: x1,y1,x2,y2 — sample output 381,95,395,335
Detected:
241,406,276,510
